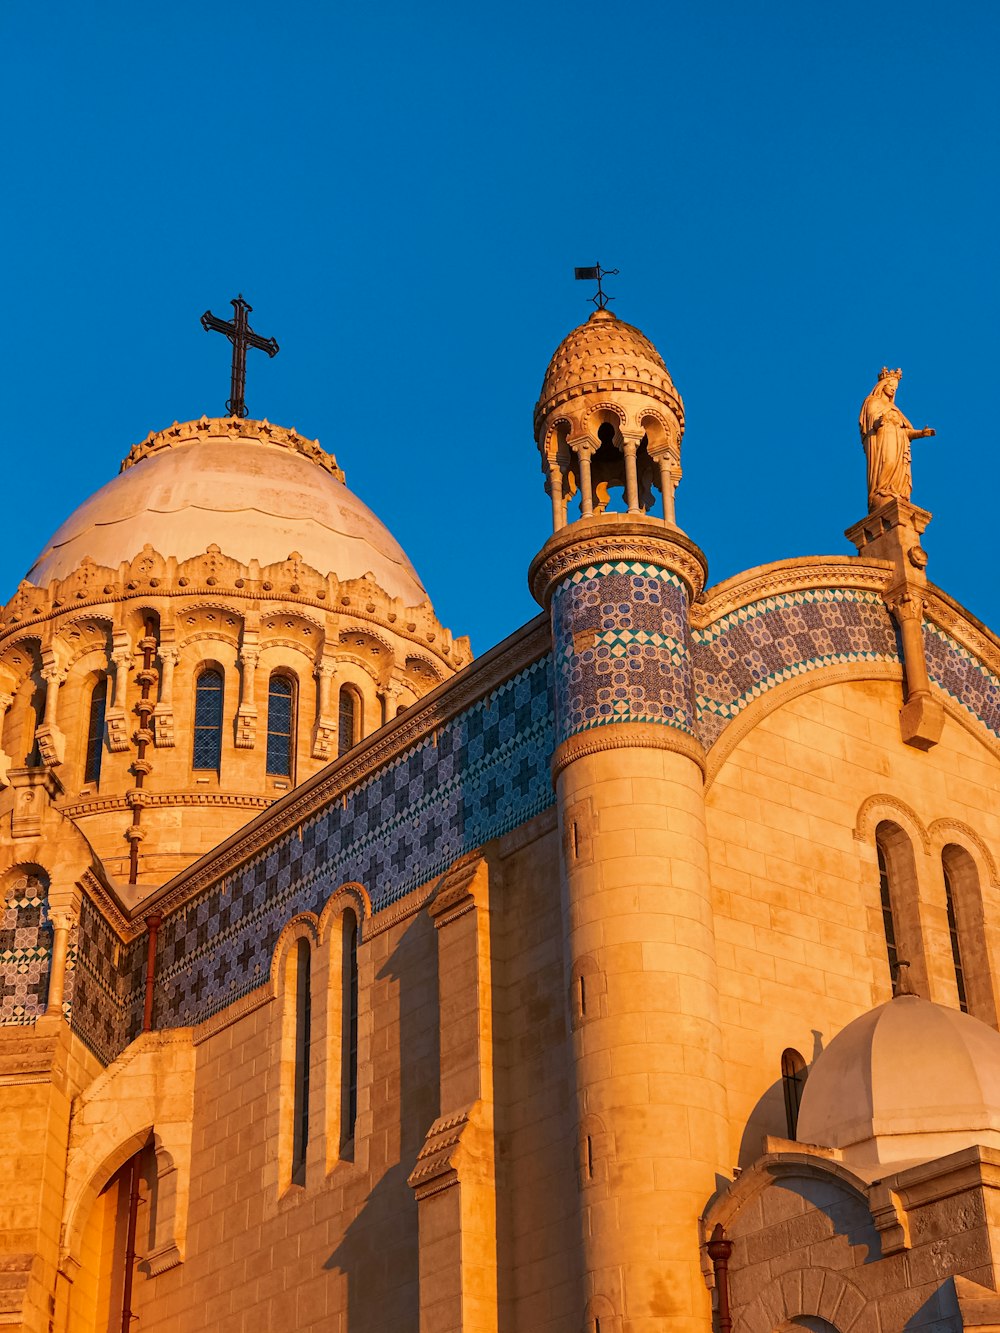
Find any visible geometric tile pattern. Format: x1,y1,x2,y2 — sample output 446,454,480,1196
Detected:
552,562,694,742
0,873,52,1026
924,622,1000,739
113,655,556,1047
692,588,901,747
69,893,135,1065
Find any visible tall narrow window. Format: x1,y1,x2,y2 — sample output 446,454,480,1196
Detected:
193,668,224,771
780,1048,808,1139
942,857,969,1013
338,687,358,757
342,914,359,1149
266,675,294,777
84,678,107,784
292,938,311,1185
876,840,899,981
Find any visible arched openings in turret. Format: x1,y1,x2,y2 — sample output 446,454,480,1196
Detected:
266,673,296,779
193,665,225,772
639,411,679,524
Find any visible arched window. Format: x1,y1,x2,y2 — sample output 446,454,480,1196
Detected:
876,839,900,981
266,675,295,777
291,937,311,1186
84,678,107,784
780,1048,808,1139
338,686,359,757
942,855,969,1013
193,668,224,771
342,913,359,1150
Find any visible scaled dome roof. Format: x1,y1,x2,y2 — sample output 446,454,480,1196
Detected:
796,991,1000,1167
26,419,429,606
533,308,683,436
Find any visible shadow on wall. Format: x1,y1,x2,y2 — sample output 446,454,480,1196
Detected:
903,1278,961,1331
324,910,440,1331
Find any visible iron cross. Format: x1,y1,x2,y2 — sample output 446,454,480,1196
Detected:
201,295,279,418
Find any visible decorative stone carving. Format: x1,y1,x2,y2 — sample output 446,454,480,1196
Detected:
860,368,935,511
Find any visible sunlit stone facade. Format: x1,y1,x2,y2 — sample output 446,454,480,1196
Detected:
3,313,1000,1332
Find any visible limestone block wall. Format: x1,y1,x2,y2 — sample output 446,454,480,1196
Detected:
707,676,1000,1171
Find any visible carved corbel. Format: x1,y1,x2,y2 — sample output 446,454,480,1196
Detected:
8,766,64,839
34,654,67,767
888,590,944,750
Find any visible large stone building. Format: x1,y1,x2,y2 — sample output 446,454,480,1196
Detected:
3,306,1000,1332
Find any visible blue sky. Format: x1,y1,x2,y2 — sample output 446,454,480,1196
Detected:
2,3,998,655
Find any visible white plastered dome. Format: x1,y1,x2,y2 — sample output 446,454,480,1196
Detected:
796,991,1000,1168
26,419,429,606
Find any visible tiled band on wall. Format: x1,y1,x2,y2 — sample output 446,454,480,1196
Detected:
0,874,52,1027
552,562,695,742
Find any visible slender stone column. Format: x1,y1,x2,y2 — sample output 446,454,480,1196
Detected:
621,434,642,515
548,461,565,532
154,646,178,747
312,660,338,759
0,691,14,787
530,516,727,1333
35,656,67,766
44,911,73,1017
235,647,259,749
571,439,595,518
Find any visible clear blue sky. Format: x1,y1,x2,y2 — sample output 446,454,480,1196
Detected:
2,2,997,656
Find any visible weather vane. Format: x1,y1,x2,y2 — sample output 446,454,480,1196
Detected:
201,295,279,419
574,262,619,310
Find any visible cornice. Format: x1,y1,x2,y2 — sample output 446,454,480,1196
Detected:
126,615,552,924
923,584,1000,682
119,416,346,481
60,791,273,819
529,517,708,606
552,721,706,781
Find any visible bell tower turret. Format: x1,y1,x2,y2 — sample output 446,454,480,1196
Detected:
530,308,726,1330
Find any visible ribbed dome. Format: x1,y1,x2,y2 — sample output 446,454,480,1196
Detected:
533,308,682,436
25,419,429,605
796,993,1000,1167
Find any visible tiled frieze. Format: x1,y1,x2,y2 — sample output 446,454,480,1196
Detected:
70,894,135,1064
924,622,1000,740
692,589,901,747
120,655,556,1042
0,874,51,1026
551,562,695,742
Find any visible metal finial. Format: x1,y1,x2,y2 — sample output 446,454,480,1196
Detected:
574,262,619,311
201,295,279,418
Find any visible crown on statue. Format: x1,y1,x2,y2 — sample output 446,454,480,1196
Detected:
878,366,903,382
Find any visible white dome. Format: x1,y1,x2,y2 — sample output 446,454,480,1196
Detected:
796,992,1000,1167
26,420,429,606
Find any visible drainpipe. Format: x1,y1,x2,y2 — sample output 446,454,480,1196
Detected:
120,1151,143,1333
707,1223,733,1333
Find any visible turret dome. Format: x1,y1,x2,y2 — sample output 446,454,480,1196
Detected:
533,308,684,438
796,991,1000,1168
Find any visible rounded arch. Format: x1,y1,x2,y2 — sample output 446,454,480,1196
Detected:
744,1268,865,1332
853,793,931,854
929,817,1000,887
703,661,905,789
269,911,320,991
317,882,372,947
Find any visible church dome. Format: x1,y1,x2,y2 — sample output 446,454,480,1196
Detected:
796,991,1000,1167
533,308,684,438
26,418,429,606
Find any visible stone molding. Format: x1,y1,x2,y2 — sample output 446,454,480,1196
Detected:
928,817,1000,888
529,516,708,607
853,793,933,855
923,583,1000,682
119,416,347,480
552,721,706,782
60,791,273,819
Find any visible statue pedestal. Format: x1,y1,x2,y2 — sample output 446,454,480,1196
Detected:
845,498,932,585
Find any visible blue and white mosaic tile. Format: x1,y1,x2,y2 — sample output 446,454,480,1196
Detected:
692,589,901,747
0,873,52,1026
552,562,695,741
924,622,1000,739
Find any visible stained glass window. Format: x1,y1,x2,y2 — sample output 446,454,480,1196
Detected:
266,675,294,776
193,668,224,771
